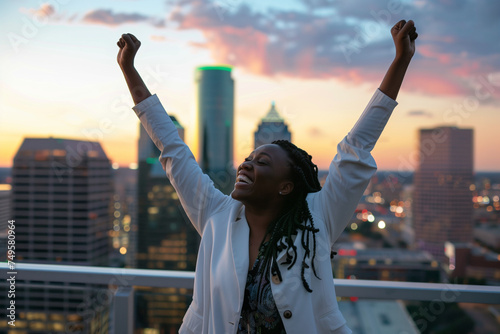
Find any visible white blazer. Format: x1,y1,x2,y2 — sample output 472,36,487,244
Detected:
133,89,397,334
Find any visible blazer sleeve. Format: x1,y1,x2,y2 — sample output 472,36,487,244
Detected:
311,89,398,246
133,94,230,236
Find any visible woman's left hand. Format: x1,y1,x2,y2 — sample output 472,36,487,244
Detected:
391,20,418,60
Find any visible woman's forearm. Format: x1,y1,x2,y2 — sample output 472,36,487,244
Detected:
116,33,151,105
120,64,152,105
378,20,417,101
378,55,412,101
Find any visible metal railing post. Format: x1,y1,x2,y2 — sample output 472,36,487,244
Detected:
113,286,134,334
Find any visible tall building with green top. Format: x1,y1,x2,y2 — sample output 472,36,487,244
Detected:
195,65,235,194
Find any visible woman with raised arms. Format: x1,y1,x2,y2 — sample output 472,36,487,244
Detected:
117,19,417,334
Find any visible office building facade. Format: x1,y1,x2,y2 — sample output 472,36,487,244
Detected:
3,137,113,333
413,127,474,260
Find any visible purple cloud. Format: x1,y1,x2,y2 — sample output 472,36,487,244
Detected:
165,0,500,99
82,9,165,27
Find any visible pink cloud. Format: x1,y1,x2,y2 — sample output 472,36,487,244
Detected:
188,26,476,97
150,35,167,42
196,25,271,75
452,61,480,78
20,3,55,18
190,25,469,97
405,70,467,96
419,44,452,64
28,3,55,17
168,1,499,99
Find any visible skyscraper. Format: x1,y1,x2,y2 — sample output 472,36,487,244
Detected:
195,65,235,194
12,138,112,265
413,127,474,261
254,101,292,148
136,117,200,332
5,137,113,333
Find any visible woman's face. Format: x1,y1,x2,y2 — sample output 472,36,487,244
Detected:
231,144,294,204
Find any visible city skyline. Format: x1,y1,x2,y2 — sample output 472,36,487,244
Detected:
1,1,499,171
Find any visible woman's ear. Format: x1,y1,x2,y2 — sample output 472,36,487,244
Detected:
279,181,294,196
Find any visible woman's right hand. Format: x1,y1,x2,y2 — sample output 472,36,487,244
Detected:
117,33,141,69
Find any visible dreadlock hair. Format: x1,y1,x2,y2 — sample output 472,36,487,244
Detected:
259,140,322,293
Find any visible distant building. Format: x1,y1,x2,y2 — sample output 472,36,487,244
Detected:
332,244,441,282
413,126,474,260
195,65,235,194
445,241,500,282
3,137,113,333
136,117,200,332
254,101,292,148
474,225,500,250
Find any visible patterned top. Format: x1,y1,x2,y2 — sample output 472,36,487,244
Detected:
237,242,286,333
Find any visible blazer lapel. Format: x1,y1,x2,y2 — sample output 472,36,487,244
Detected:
231,206,250,303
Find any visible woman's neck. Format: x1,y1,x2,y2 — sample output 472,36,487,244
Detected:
244,201,284,238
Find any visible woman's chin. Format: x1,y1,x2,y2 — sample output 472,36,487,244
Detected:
230,188,241,200
230,187,248,201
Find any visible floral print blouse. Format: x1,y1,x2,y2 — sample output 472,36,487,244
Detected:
237,241,287,333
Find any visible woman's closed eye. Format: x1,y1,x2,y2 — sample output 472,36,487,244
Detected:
244,157,269,165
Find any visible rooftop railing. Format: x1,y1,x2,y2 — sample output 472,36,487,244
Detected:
1,262,499,333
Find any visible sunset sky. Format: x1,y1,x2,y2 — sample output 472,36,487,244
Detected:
1,0,499,171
